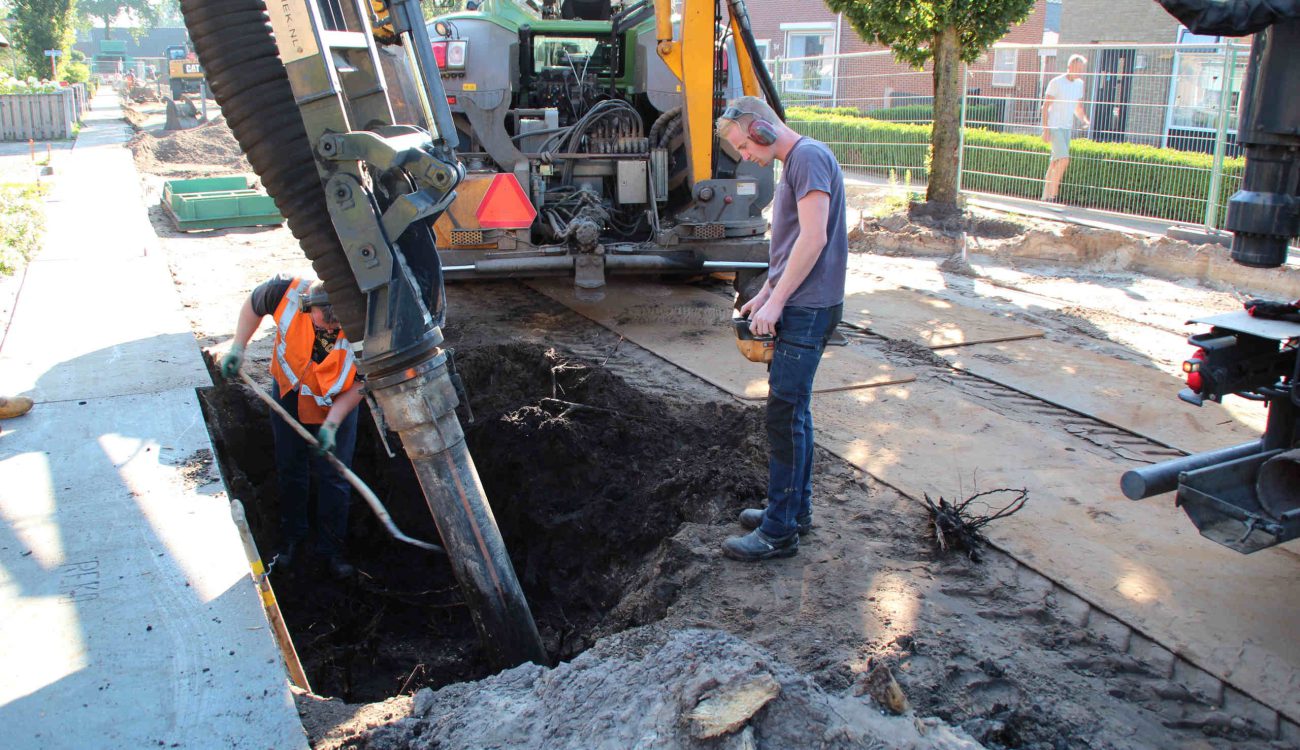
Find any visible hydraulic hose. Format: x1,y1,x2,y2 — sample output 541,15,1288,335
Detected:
181,0,550,670
180,0,368,343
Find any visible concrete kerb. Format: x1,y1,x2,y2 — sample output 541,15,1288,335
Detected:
0,90,307,749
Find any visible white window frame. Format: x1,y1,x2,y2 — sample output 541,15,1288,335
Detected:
780,22,834,96
752,38,770,61
992,48,1017,87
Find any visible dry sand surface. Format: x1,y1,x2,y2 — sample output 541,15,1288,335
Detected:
132,116,1298,750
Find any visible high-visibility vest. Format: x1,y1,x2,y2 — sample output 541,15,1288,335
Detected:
268,278,358,424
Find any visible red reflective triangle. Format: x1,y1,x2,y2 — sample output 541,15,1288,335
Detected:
474,173,537,229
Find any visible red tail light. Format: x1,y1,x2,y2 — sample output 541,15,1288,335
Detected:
1183,348,1206,393
431,40,467,71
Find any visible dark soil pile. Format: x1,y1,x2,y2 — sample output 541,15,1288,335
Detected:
202,342,768,702
128,118,252,176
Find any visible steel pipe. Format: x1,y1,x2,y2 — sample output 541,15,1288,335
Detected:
1121,439,1263,500
368,353,548,668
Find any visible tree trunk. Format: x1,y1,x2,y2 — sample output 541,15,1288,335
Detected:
104,20,114,40
926,25,962,213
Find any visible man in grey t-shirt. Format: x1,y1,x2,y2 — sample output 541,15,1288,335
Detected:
1041,54,1091,203
716,95,848,562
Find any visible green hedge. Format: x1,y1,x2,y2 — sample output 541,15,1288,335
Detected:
864,103,1000,126
786,107,1244,226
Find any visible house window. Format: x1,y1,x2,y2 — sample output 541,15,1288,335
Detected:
780,23,834,95
992,48,1017,87
753,39,770,61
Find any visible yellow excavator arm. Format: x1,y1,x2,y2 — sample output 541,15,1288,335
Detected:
654,0,771,187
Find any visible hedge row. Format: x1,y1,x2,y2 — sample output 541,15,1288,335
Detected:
787,103,1000,126
862,103,1001,126
785,107,1244,225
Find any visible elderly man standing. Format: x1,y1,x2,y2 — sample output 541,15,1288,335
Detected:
1041,54,1092,203
221,275,364,578
716,95,848,562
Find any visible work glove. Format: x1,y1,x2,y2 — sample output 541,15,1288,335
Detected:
220,343,245,379
316,421,339,457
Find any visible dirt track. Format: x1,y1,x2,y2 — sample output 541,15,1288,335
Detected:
132,112,1297,749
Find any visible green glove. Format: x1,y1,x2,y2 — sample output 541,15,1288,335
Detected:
220,343,245,379
315,421,339,457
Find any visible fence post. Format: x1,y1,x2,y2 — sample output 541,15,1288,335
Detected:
956,63,969,195
1203,43,1237,231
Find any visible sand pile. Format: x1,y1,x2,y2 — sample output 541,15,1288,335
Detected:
129,118,252,176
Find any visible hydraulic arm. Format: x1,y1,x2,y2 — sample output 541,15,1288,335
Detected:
1122,1,1300,553
180,0,546,667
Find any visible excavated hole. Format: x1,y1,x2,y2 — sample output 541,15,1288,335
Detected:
200,342,767,702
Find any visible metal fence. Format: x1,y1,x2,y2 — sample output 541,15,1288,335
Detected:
769,42,1256,238
90,57,167,84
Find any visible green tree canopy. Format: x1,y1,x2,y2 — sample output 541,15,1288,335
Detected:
11,0,77,78
77,0,161,40
823,0,1036,209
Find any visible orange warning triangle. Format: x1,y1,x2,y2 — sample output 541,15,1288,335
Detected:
475,173,537,229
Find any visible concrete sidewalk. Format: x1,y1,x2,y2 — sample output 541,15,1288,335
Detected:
0,92,307,749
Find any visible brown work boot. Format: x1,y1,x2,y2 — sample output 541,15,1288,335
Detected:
0,396,33,420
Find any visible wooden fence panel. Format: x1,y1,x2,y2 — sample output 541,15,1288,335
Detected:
0,91,78,141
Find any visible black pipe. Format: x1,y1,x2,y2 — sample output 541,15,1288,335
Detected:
1121,440,1263,500
182,0,549,670
1224,20,1300,268
369,355,547,668
180,0,367,343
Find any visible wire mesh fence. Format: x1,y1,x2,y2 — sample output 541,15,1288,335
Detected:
768,42,1259,239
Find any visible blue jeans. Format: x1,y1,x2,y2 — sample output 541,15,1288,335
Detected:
269,388,359,556
760,303,843,539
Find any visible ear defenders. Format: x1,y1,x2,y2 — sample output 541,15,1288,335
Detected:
722,105,777,147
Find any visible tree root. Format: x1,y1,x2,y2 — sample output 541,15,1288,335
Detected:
923,487,1028,561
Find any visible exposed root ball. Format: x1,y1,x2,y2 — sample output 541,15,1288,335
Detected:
923,488,1028,561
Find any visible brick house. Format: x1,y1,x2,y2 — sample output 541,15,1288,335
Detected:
744,0,1050,130
1058,0,1249,152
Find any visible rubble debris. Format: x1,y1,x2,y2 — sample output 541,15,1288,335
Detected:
356,627,982,750
856,662,911,715
687,672,781,738
923,487,1028,561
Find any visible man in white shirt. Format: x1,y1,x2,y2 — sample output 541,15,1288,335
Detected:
1041,54,1091,202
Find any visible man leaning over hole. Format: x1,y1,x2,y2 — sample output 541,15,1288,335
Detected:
716,95,848,562
221,276,364,579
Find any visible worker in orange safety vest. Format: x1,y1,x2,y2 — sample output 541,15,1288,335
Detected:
220,276,363,579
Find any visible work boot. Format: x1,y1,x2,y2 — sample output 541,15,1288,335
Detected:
0,396,33,420
325,556,355,580
721,528,799,562
738,508,812,535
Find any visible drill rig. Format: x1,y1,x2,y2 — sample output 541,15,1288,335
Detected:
180,0,777,667
421,0,780,298
1122,0,1300,554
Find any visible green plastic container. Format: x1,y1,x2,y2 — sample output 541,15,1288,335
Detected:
162,176,284,231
